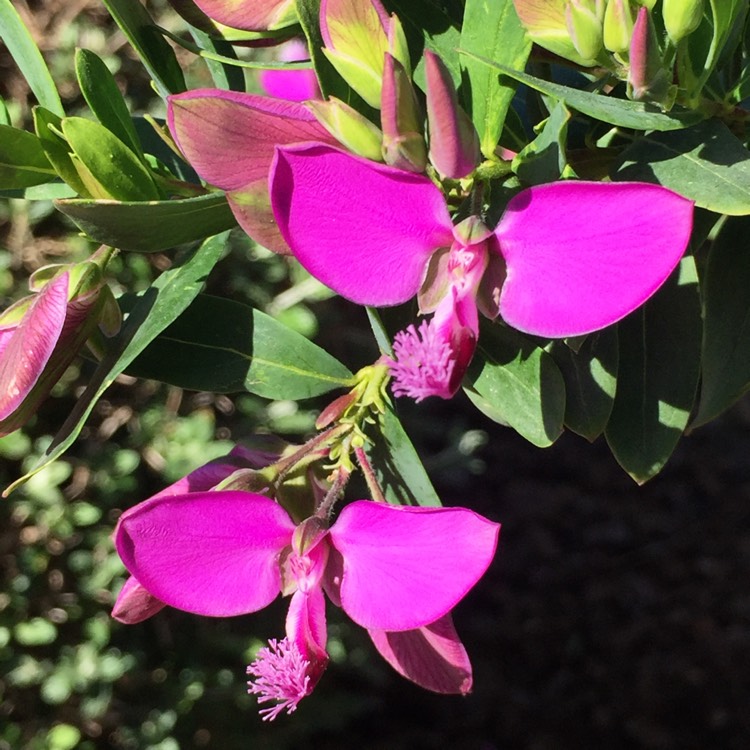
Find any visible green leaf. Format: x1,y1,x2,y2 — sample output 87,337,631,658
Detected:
61,117,160,201
549,328,618,442
364,402,442,507
101,0,186,97
0,124,55,189
605,257,701,483
613,120,750,215
55,192,236,251
514,100,571,184
0,0,63,116
693,216,750,427
75,48,144,159
188,25,246,91
33,107,90,196
464,323,565,447
459,54,705,132
460,0,532,159
123,294,353,399
5,235,227,496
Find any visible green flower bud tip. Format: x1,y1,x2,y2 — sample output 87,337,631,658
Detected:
565,0,604,62
306,98,383,162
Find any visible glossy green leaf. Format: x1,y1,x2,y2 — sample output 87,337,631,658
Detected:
0,0,63,115
61,117,160,201
55,192,236,251
605,257,701,483
614,120,750,215
464,323,565,448
33,107,90,196
460,0,531,159
549,328,618,442
459,54,705,132
514,100,571,184
123,294,353,399
101,0,186,97
0,125,56,188
364,402,442,507
5,234,228,496
693,216,750,427
75,48,144,159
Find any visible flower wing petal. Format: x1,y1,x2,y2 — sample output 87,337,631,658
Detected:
495,181,693,337
270,144,454,306
115,491,295,617
368,613,472,694
329,501,499,631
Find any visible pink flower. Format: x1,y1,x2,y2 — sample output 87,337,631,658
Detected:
113,442,289,624
258,39,321,103
0,258,119,437
114,491,499,717
269,143,694,400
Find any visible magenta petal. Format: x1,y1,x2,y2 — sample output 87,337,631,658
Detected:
115,491,295,617
112,576,166,624
368,613,472,694
495,181,694,337
259,40,321,102
270,144,454,305
329,501,500,631
0,273,68,421
167,90,333,191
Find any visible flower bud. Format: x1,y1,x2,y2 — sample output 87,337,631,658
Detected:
663,0,704,43
628,6,672,105
0,249,119,437
565,0,604,62
603,0,636,54
424,50,480,178
320,0,410,108
380,53,427,173
306,97,383,161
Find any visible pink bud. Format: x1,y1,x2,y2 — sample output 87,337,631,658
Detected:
424,50,480,178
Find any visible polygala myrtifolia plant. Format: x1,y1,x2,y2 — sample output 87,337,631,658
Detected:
1,0,750,719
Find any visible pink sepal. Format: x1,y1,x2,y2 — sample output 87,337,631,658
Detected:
112,576,166,624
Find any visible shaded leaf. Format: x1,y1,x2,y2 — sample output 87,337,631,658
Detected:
76,49,144,159
364,402,442,507
0,125,55,189
514,100,571,184
464,322,565,448
605,257,701,483
613,120,750,215
693,216,750,427
549,328,618,442
123,293,353,399
55,192,236,251
101,0,186,97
